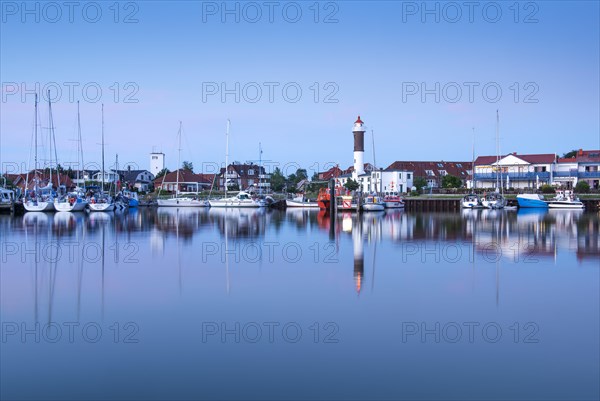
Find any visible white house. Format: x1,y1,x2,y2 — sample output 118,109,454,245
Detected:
358,170,414,194
474,153,556,189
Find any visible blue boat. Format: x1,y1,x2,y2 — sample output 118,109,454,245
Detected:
517,194,548,208
121,190,139,207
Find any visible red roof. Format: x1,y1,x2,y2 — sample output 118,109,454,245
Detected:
385,161,471,178
154,169,215,185
557,149,600,163
354,115,363,124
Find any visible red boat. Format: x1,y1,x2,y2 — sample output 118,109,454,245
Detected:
317,188,331,210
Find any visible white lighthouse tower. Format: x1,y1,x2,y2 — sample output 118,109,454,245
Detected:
352,115,366,180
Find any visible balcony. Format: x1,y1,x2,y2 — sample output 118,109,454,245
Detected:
474,172,551,180
579,171,600,178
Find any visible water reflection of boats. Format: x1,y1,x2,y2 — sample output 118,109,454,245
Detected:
208,207,267,238
156,207,209,239
22,212,50,228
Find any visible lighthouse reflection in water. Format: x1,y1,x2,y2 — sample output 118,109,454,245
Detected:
1,208,599,400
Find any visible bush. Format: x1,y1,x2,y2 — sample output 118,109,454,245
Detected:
575,181,590,193
540,184,555,194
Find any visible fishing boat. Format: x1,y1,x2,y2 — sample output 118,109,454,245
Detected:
383,194,404,209
317,188,331,210
462,193,484,208
286,194,318,208
157,122,209,208
88,104,114,212
517,194,548,208
362,195,385,211
547,190,584,209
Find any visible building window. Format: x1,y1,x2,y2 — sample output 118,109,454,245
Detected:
152,156,157,160
248,169,254,175
456,163,462,168
426,170,434,176
407,173,411,179
437,163,443,168
439,170,447,176
398,173,402,179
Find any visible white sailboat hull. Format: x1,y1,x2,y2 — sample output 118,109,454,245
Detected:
209,199,262,208
54,200,88,212
158,198,209,207
547,201,584,209
88,203,115,212
384,201,404,209
286,200,319,208
24,201,55,212
362,204,385,211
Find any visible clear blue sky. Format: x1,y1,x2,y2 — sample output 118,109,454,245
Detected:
1,1,599,176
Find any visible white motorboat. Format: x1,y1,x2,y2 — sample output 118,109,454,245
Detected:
158,197,209,207
462,194,484,208
547,190,584,209
209,191,264,208
362,195,385,211
286,195,318,208
0,186,15,212
481,192,506,209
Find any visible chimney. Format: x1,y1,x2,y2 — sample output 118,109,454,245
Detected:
513,152,517,155
579,149,583,156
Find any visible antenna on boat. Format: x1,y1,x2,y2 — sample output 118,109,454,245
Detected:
471,127,475,190
225,119,230,199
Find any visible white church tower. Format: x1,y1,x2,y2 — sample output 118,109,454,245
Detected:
352,116,366,180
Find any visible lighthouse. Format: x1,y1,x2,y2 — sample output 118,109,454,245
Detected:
352,116,365,180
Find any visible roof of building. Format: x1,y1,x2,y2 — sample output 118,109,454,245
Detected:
114,169,153,183
154,169,215,185
218,163,265,177
557,149,600,163
385,161,471,178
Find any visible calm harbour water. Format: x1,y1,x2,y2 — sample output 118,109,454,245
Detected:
1,208,599,400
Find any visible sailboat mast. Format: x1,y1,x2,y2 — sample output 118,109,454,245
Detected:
496,109,500,190
77,101,84,189
472,127,475,190
225,119,230,198
47,92,53,188
258,142,262,196
101,104,105,192
34,93,39,192
176,121,182,197
48,91,60,190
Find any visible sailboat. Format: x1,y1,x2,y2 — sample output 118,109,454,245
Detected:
482,110,506,209
462,127,484,209
209,120,264,208
24,93,57,212
55,101,88,212
157,122,209,207
88,104,115,212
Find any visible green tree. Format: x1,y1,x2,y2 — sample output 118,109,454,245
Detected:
155,168,170,178
575,181,590,193
344,178,360,191
182,161,194,172
540,184,555,194
562,150,578,159
270,167,285,192
442,174,462,188
413,177,427,191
